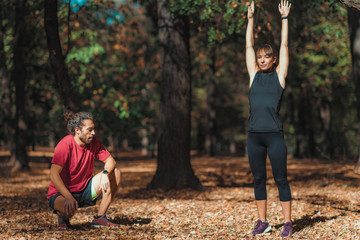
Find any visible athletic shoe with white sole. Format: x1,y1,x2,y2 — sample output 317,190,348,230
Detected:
252,219,272,235
91,215,119,227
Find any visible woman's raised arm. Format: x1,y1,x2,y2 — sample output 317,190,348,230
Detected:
277,0,292,88
246,1,258,86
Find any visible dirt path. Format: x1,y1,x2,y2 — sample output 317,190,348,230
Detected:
0,155,359,239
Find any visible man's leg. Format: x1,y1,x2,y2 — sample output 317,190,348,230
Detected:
49,194,77,228
92,168,121,215
53,195,77,220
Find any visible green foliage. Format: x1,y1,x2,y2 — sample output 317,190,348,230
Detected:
297,3,350,90
58,1,159,147
170,0,247,45
66,43,105,63
284,0,354,157
0,0,356,158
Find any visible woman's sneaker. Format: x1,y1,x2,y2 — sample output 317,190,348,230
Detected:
91,215,119,227
252,219,272,235
281,221,293,238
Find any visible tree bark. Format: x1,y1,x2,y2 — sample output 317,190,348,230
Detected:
147,0,202,190
348,8,360,174
339,0,360,11
319,99,333,159
294,86,308,157
196,116,206,153
141,120,149,156
44,0,78,113
294,85,317,158
0,1,16,163
12,0,29,171
307,93,317,157
205,48,217,156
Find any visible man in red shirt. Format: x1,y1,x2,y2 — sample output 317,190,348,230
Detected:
47,112,121,228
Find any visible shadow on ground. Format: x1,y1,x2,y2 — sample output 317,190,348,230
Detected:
274,212,345,233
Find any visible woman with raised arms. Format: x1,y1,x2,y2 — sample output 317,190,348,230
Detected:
245,0,293,238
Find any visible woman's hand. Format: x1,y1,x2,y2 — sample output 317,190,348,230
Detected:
278,0,291,17
247,1,255,20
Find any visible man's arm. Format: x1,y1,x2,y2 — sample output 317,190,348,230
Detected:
99,155,117,192
50,164,78,216
103,155,117,173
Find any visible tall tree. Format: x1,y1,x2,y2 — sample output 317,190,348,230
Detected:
12,0,29,171
205,47,217,156
339,0,360,11
348,8,360,173
0,0,15,162
147,0,202,190
283,1,351,158
44,0,78,112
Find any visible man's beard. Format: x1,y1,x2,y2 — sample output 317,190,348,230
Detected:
79,135,93,144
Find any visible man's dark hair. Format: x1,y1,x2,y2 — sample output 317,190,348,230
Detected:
64,111,94,135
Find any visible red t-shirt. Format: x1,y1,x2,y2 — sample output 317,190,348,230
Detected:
47,135,110,198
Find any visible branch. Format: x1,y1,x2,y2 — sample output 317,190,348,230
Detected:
338,0,360,11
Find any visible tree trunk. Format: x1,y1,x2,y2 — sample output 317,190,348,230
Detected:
229,135,236,154
307,95,317,157
287,86,296,157
319,99,333,159
147,0,202,190
339,0,360,11
294,85,317,158
0,2,16,163
205,48,217,156
44,0,78,113
196,116,206,153
122,138,129,151
12,0,29,172
294,86,308,157
141,120,149,156
348,8,360,174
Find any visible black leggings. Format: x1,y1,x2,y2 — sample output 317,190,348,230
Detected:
247,132,291,202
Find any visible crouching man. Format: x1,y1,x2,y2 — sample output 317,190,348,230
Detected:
47,111,121,228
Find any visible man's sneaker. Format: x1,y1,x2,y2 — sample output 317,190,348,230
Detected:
58,216,71,229
281,221,293,238
252,219,272,235
91,215,119,227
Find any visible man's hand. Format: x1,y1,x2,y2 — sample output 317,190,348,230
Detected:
64,196,78,217
100,172,110,194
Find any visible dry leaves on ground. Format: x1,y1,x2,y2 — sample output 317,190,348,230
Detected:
0,153,359,239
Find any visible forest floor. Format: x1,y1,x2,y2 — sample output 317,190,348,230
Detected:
0,152,359,239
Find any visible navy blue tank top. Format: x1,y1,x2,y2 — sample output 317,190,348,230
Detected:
248,71,284,132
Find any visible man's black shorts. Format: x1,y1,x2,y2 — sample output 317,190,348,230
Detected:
47,178,97,212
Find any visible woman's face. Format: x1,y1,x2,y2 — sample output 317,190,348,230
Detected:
257,49,276,72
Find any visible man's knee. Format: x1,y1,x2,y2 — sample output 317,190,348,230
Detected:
53,195,78,219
